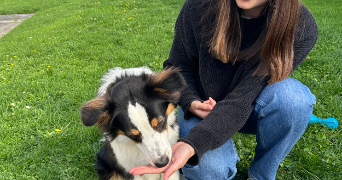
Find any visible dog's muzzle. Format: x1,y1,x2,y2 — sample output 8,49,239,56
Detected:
154,155,170,168
137,131,172,168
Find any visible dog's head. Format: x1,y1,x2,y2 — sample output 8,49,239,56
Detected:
80,68,186,168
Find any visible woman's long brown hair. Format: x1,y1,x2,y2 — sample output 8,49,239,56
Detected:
206,0,300,84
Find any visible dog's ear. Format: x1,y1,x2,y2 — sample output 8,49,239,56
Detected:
80,95,111,127
146,67,186,102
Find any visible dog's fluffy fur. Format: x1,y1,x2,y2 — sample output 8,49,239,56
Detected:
80,67,186,180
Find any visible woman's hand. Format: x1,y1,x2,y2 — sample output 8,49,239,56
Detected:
189,97,216,119
129,142,195,180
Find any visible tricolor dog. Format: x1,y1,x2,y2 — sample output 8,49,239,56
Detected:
80,67,186,180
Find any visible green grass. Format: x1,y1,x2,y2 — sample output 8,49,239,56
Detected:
0,0,71,14
0,0,341,179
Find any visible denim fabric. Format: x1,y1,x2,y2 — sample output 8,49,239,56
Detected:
178,78,316,180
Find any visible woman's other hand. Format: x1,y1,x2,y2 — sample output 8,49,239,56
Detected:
189,97,216,119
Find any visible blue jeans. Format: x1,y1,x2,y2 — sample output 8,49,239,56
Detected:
178,78,316,180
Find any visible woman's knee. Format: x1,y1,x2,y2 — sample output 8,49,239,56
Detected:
256,78,316,125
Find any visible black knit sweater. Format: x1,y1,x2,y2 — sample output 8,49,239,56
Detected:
163,0,318,166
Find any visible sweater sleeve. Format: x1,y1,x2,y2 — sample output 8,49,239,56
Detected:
179,5,318,166
163,0,202,120
179,66,269,165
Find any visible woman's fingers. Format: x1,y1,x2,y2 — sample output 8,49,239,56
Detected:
189,100,215,119
129,164,169,175
164,142,195,180
209,97,216,106
195,101,213,111
130,142,195,179
203,100,210,104
163,159,183,180
171,142,183,153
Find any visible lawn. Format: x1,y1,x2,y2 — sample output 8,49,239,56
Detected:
0,0,341,179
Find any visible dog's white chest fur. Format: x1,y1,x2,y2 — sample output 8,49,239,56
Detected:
109,135,162,180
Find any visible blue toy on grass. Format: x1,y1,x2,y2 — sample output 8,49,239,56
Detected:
309,114,339,129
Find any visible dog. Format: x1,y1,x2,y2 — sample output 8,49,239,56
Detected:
80,67,186,180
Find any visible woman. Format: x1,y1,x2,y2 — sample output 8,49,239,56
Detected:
130,0,317,179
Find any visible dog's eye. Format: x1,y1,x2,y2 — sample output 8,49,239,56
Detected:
151,116,165,128
158,116,165,122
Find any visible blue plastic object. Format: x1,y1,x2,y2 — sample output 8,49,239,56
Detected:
309,114,339,129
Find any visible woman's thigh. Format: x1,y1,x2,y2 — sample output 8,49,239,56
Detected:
177,108,240,180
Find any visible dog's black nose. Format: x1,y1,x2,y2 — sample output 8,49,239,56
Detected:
154,156,170,168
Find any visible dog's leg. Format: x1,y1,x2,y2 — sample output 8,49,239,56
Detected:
96,143,134,180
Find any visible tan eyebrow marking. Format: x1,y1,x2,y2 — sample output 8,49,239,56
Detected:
166,103,175,116
154,87,170,96
151,118,159,128
131,129,140,136
96,110,110,127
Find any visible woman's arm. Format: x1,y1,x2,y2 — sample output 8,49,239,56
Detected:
163,0,204,120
